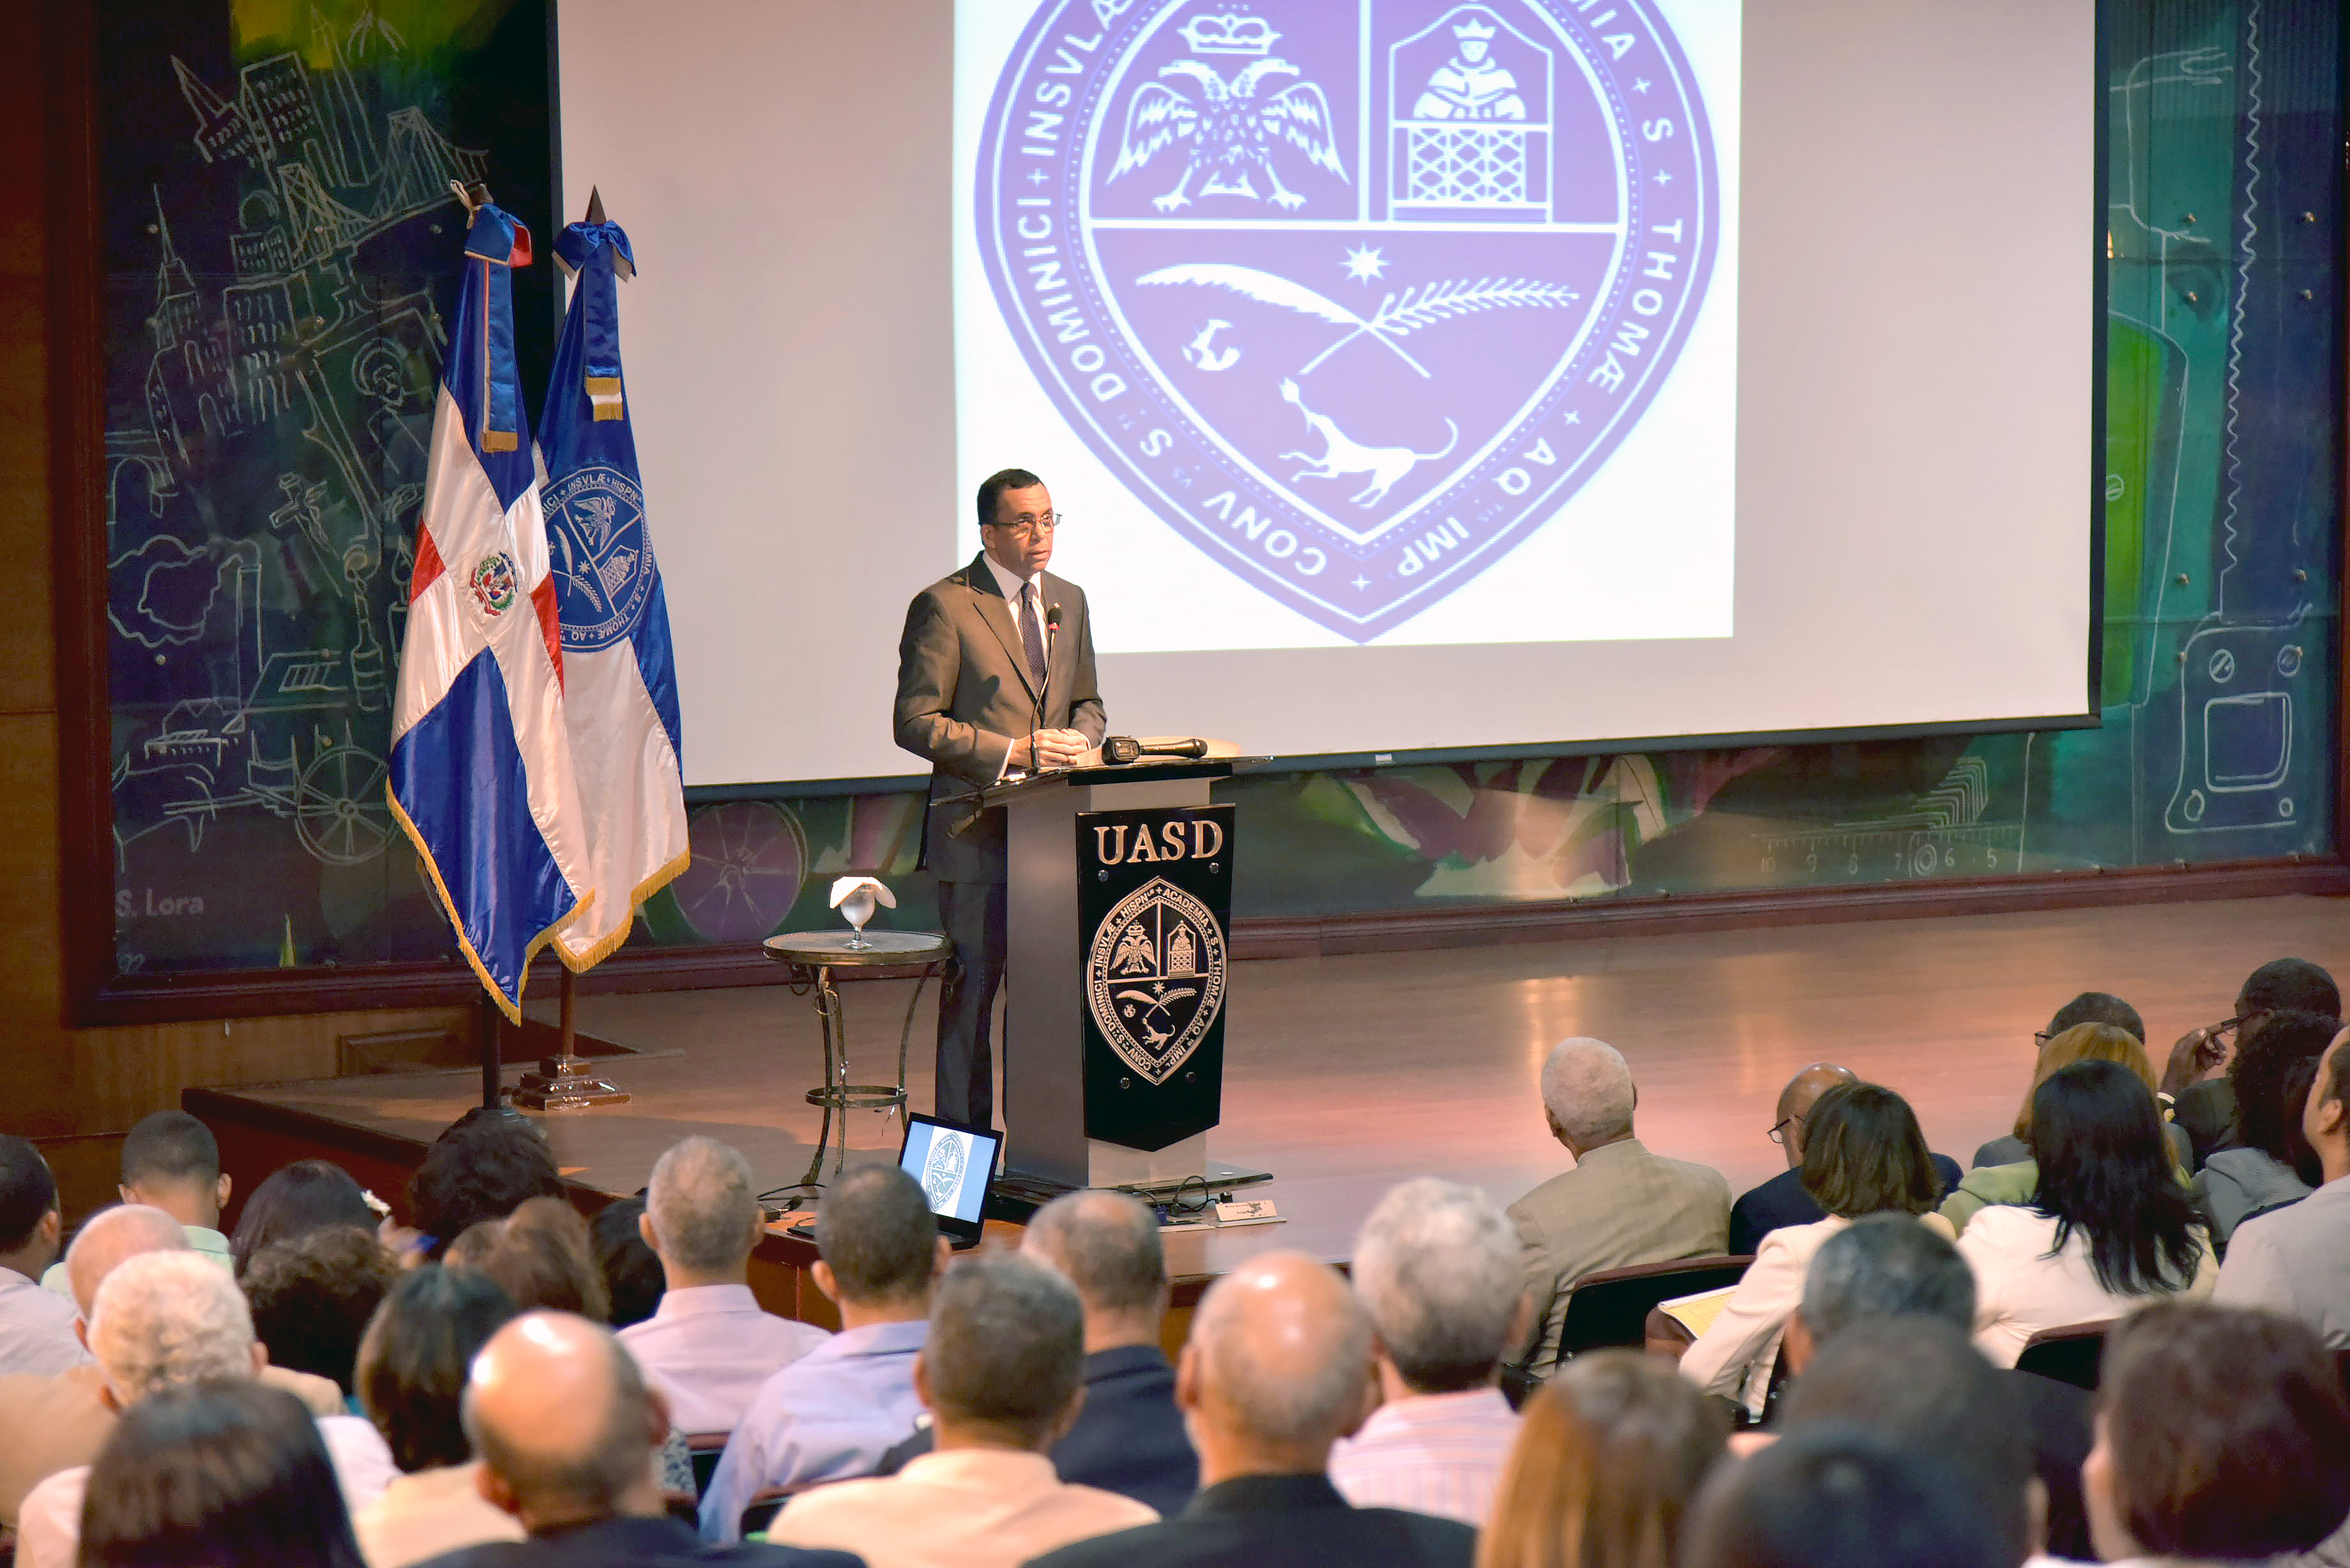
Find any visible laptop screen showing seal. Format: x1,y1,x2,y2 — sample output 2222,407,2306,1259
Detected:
898,1113,1000,1242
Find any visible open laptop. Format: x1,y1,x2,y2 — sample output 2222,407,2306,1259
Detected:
898,1112,1002,1249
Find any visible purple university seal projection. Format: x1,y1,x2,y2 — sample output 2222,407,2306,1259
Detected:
976,1,1719,642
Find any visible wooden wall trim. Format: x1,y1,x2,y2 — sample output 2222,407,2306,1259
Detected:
79,854,2350,1023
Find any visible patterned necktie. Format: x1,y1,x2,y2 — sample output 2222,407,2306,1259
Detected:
1019,582,1049,691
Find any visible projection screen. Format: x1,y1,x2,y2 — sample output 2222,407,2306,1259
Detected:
557,0,2096,787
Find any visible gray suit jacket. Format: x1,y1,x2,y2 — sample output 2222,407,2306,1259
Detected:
894,552,1106,884
1505,1138,1732,1379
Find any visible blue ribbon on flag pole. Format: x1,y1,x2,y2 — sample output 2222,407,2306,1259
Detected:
459,203,531,452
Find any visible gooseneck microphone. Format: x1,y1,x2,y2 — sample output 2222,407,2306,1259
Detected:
1028,599,1063,774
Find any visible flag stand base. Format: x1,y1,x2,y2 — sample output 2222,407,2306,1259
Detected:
511,969,628,1110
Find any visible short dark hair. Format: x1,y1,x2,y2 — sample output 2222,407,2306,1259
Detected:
2228,1009,2340,1179
242,1225,397,1395
0,1135,58,1255
589,1197,666,1330
2029,1060,2200,1295
2238,957,2340,1020
229,1161,376,1277
1782,1318,2034,1568
816,1165,937,1306
924,1254,1085,1445
1800,1213,1976,1346
976,467,1044,529
1686,1424,2006,1568
406,1108,567,1260
444,1196,608,1321
1799,1084,1941,1219
2099,1301,2350,1560
120,1112,220,1192
356,1266,519,1474
2045,991,2144,1043
81,1378,365,1568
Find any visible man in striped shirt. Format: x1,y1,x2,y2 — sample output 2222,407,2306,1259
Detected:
1330,1179,1525,1527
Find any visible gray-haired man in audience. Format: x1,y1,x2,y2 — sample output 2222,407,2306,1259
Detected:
1506,1037,1730,1380
1781,1210,1976,1377
618,1136,828,1435
1330,1179,1524,1527
15,1249,397,1568
768,1253,1156,1567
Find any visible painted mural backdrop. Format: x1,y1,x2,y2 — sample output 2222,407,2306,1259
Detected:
102,0,2340,981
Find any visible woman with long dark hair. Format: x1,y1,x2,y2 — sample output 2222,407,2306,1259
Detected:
229,1159,379,1277
1957,1059,2211,1366
1680,1082,1941,1414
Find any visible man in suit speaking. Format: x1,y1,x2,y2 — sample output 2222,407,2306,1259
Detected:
895,469,1106,1130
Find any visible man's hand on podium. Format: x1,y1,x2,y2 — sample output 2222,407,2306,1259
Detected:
1011,728,1091,773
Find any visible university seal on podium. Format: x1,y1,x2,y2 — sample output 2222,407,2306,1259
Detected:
976,1,1718,640
1087,876,1229,1085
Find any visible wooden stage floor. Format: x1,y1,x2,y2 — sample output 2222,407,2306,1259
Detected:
195,894,2350,1290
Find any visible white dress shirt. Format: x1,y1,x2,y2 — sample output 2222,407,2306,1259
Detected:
1955,1205,2214,1368
351,1461,524,1568
2213,1173,2350,1346
616,1283,830,1435
18,1412,397,1568
769,1447,1156,1568
0,1267,87,1378
1329,1385,1519,1527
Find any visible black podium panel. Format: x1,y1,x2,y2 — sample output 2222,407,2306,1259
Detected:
1077,804,1232,1152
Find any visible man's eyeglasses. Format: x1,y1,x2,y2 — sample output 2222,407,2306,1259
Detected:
1767,1114,1804,1146
987,511,1064,539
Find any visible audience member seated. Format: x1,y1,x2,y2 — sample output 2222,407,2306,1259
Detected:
701,1165,943,1541
591,1196,667,1330
1028,1251,1475,1568
1330,1178,1524,1526
768,1253,1155,1567
876,1190,1199,1516
619,1138,827,1435
2082,1301,2350,1565
0,1135,83,1375
1955,1060,2212,1368
2162,957,2340,1168
1506,1037,1731,1382
1973,993,2146,1168
2214,1021,2350,1345
2191,1008,2334,1245
80,1380,368,1568
1683,1426,2005,1568
351,1267,526,1568
246,1225,398,1394
1778,1211,1976,1379
43,1111,236,1292
447,1197,611,1322
0,1205,342,1527
1775,1319,2038,1568
1942,1025,2187,1232
1730,1065,1963,1255
16,1249,397,1568
230,1159,381,1276
1680,1082,1941,1415
402,1108,569,1263
1476,1349,1727,1568
422,1311,860,1568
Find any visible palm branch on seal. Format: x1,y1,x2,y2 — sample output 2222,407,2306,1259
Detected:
1138,264,1580,379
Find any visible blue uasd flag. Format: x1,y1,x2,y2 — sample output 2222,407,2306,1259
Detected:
537,217,688,969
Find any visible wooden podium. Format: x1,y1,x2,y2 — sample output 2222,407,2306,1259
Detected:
972,755,1267,1195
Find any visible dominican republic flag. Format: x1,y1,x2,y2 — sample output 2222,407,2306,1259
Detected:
538,215,688,969
388,198,595,1020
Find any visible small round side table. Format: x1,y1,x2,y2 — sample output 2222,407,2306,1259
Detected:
761,930,952,1189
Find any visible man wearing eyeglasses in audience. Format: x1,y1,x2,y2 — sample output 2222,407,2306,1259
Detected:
1727,1064,1963,1256
894,469,1106,1132
2162,959,2340,1169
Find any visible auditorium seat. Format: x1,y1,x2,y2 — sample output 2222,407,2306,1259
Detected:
685,1431,729,1498
2014,1320,2113,1391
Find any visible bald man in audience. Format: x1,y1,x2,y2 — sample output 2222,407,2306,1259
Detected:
0,1136,80,1375
1506,1037,1730,1381
0,1204,341,1525
874,1189,1199,1516
768,1254,1155,1568
619,1137,828,1434
1729,1064,1964,1255
15,1249,396,1568
418,1313,859,1568
1029,1251,1474,1568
